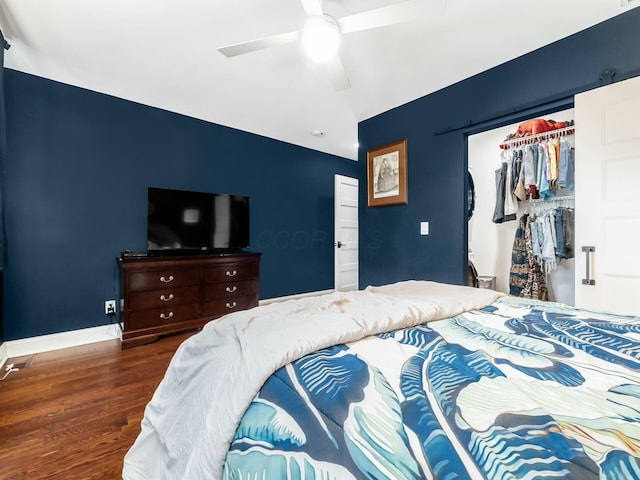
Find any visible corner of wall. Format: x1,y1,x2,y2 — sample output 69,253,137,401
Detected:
0,341,7,370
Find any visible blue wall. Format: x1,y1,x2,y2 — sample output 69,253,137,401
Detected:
358,8,640,288
4,72,357,340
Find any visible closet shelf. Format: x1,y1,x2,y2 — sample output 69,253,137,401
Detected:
523,195,574,205
500,125,575,150
521,195,574,214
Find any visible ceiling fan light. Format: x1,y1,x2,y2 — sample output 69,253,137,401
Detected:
302,16,341,63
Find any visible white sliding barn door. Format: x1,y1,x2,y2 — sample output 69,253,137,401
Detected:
334,175,359,291
574,75,640,315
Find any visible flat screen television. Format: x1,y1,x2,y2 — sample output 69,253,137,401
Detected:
147,187,250,254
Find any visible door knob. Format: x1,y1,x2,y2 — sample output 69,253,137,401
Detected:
335,241,343,248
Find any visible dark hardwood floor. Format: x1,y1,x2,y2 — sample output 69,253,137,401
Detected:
0,331,195,480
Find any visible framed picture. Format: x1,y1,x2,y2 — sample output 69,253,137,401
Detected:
367,139,408,207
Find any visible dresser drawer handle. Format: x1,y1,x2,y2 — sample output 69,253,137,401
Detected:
225,302,237,309
226,270,237,277
160,294,174,302
160,275,175,283
160,311,174,319
226,286,237,293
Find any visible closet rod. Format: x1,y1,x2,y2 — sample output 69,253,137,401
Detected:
434,67,640,137
500,125,575,149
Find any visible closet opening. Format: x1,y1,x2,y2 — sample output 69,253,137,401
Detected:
466,108,575,305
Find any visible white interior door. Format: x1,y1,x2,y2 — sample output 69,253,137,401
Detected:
334,175,359,291
574,75,640,315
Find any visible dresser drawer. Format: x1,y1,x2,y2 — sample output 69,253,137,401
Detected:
128,303,200,330
128,286,200,311
203,295,257,317
129,268,200,291
203,280,257,301
204,263,257,284
119,253,260,348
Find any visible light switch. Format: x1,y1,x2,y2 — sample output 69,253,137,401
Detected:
420,221,429,235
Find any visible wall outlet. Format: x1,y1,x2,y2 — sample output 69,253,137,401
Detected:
105,300,116,315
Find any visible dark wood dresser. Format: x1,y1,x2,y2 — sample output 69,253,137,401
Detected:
119,252,260,348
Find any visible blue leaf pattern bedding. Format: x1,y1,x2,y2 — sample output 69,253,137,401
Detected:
224,296,640,479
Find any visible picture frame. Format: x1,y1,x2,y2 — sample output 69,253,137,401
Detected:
366,139,408,207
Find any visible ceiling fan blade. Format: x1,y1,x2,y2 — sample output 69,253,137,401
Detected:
338,0,423,34
300,0,323,17
218,31,300,57
325,55,350,91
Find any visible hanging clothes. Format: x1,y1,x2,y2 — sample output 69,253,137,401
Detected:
503,150,518,219
521,215,548,300
492,162,516,223
508,205,574,300
554,209,566,258
500,120,576,302
491,163,506,223
560,207,575,259
536,144,549,200
539,213,557,273
557,139,575,190
509,215,529,296
523,145,536,186
495,128,575,216
548,138,559,187
551,207,575,260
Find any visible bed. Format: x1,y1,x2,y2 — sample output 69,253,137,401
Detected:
122,281,640,479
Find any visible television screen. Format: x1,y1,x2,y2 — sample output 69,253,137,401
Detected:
147,187,250,253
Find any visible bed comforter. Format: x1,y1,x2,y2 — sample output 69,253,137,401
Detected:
123,281,640,479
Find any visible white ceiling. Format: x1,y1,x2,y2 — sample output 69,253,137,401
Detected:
0,0,636,160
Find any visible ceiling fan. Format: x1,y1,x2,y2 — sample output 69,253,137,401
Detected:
218,0,445,91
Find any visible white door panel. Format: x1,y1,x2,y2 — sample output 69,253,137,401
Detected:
574,75,640,315
335,175,359,291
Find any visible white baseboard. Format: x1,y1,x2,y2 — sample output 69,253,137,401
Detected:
0,289,334,368
1,323,121,366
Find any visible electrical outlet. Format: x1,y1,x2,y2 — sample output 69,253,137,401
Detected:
105,300,116,315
